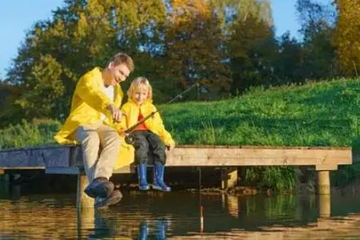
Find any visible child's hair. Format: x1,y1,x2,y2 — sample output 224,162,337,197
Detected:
127,77,153,100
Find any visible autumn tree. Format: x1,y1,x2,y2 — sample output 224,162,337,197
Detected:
333,0,360,76
163,0,231,100
210,0,272,34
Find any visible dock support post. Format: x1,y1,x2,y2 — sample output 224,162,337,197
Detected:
317,170,330,195
76,172,93,209
221,167,238,189
316,170,331,218
318,194,331,218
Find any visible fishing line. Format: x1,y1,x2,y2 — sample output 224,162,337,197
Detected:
199,167,204,233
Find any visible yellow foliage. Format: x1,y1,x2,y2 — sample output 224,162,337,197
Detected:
165,0,231,98
333,0,360,75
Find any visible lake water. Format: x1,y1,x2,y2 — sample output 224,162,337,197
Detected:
1,183,360,239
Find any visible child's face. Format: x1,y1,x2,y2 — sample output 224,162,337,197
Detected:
131,85,148,105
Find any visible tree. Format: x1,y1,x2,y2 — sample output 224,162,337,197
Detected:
272,32,303,85
226,0,276,94
333,0,360,75
296,0,338,80
0,82,23,127
6,0,167,119
163,0,231,100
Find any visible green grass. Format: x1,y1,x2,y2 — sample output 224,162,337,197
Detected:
162,78,360,149
0,119,61,149
2,77,360,191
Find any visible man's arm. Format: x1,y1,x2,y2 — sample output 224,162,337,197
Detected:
76,75,122,122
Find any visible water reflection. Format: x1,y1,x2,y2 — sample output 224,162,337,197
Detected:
1,184,360,239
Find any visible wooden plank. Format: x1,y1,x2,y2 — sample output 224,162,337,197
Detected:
0,145,352,169
0,145,72,168
166,146,352,167
69,146,83,166
316,164,338,171
45,167,81,175
0,167,44,170
113,166,133,174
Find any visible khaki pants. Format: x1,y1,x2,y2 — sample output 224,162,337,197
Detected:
75,122,121,183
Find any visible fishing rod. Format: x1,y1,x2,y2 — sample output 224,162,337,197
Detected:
124,82,199,144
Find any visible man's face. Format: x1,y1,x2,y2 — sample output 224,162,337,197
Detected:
107,63,130,86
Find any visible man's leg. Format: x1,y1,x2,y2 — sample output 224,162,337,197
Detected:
96,124,121,180
91,124,122,208
75,125,101,183
76,123,115,200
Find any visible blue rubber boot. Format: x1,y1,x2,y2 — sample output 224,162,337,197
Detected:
139,221,149,240
155,219,167,239
152,163,171,192
137,164,150,191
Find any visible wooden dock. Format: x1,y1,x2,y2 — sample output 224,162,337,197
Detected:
0,144,353,208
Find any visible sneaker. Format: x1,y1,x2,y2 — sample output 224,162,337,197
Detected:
84,177,115,198
94,189,122,209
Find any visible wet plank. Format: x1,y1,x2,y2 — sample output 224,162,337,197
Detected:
0,145,73,169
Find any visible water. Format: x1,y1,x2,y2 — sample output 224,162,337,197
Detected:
1,185,360,239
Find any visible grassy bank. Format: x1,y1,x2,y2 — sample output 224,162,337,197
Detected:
163,78,360,148
2,78,360,191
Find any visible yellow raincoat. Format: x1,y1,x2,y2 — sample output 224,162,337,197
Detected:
54,67,134,169
118,98,175,146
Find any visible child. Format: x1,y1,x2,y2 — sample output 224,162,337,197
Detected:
119,77,175,192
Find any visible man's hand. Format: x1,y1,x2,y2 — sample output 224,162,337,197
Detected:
106,104,124,123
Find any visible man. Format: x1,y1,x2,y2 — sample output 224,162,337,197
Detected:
54,52,134,208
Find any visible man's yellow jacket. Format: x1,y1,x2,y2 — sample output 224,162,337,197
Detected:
54,67,134,169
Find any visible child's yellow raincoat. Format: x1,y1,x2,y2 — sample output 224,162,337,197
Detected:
118,98,175,146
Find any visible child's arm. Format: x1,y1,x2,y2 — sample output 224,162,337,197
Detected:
151,106,175,148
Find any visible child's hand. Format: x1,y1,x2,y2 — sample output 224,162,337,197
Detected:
117,129,126,136
166,142,175,151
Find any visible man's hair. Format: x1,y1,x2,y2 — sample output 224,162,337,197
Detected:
127,76,153,100
110,52,134,72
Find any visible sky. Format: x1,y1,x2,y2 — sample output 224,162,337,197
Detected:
0,0,332,79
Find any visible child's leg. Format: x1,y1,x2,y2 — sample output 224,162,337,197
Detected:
133,131,150,190
146,133,171,192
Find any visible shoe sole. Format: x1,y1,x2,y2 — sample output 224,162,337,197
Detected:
139,185,150,191
95,190,122,209
151,185,171,192
84,181,115,198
